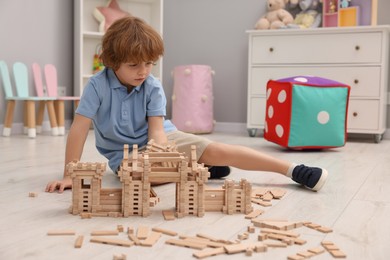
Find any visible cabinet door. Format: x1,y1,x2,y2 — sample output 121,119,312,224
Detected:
347,100,380,131
247,97,266,128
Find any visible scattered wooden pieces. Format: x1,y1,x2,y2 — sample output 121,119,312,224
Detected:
137,225,149,239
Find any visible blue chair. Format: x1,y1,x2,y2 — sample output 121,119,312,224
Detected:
0,60,58,138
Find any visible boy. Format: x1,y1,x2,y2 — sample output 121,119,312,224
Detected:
45,16,327,193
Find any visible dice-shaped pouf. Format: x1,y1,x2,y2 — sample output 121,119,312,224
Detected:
171,65,214,134
264,76,350,149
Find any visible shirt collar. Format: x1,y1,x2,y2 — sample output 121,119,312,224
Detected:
107,68,143,92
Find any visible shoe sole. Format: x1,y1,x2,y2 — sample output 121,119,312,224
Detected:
310,168,328,191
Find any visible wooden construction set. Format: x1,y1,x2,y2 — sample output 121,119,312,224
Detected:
68,140,252,219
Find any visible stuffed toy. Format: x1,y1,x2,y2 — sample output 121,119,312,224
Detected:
93,0,130,32
283,0,322,29
255,0,295,30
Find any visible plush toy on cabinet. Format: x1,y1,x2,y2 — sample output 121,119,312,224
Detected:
255,0,295,30
283,0,322,29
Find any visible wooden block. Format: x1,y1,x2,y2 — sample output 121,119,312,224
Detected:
117,225,124,232
308,247,325,255
247,226,255,233
152,227,178,236
90,237,134,247
224,243,248,254
113,253,127,260
74,235,84,248
127,226,134,234
305,223,322,229
329,249,347,258
245,248,253,256
262,192,273,201
128,234,141,245
258,233,268,241
263,241,287,248
137,225,149,239
91,230,119,236
245,209,264,219
162,210,175,221
316,226,333,233
287,254,305,260
80,212,92,219
324,244,339,251
140,231,161,247
28,192,38,197
193,247,226,259
165,238,206,250
321,240,334,246
270,189,286,199
297,251,315,258
260,228,300,238
47,230,76,236
251,198,272,207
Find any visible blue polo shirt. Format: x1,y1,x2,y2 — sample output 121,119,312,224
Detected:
75,68,176,171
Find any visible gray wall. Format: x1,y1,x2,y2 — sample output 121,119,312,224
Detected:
0,0,389,132
0,0,73,129
162,0,262,122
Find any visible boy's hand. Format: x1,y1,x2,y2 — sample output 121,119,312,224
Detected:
45,177,72,193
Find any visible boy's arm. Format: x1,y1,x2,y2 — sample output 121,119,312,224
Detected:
45,114,92,193
147,116,168,145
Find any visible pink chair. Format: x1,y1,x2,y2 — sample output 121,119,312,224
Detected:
32,63,59,135
44,64,80,135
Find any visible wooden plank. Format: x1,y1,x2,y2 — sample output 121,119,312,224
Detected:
193,247,226,259
90,237,134,247
90,230,119,236
47,230,76,236
140,231,161,247
74,235,84,248
151,227,178,236
165,238,206,250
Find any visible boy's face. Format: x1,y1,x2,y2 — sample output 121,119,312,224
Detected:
114,61,155,88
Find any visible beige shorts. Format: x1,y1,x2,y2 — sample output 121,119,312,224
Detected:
166,130,213,161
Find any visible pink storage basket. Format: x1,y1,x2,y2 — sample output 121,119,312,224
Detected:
171,65,214,134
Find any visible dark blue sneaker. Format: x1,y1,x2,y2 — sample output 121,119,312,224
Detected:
208,166,231,179
292,164,328,191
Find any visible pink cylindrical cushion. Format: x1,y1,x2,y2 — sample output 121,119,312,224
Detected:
171,65,214,134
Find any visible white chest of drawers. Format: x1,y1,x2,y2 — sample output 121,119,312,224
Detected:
246,26,390,142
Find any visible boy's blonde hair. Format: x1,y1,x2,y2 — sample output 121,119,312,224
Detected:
100,16,164,70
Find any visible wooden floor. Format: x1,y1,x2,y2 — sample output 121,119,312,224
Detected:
1,130,389,260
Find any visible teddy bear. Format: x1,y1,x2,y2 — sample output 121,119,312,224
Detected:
255,0,295,30
283,0,322,29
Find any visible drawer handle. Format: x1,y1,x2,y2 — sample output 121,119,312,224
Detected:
354,79,359,84
355,45,360,51
353,112,358,117
269,47,274,52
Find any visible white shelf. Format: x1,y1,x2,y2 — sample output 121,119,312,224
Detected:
74,0,163,96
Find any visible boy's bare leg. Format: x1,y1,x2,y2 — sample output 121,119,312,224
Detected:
198,142,291,175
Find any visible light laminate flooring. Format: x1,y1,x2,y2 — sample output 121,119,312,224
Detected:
1,131,389,260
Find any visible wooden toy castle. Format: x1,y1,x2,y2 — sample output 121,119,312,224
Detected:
68,141,253,218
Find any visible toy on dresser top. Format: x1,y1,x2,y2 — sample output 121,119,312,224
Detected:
255,0,296,29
